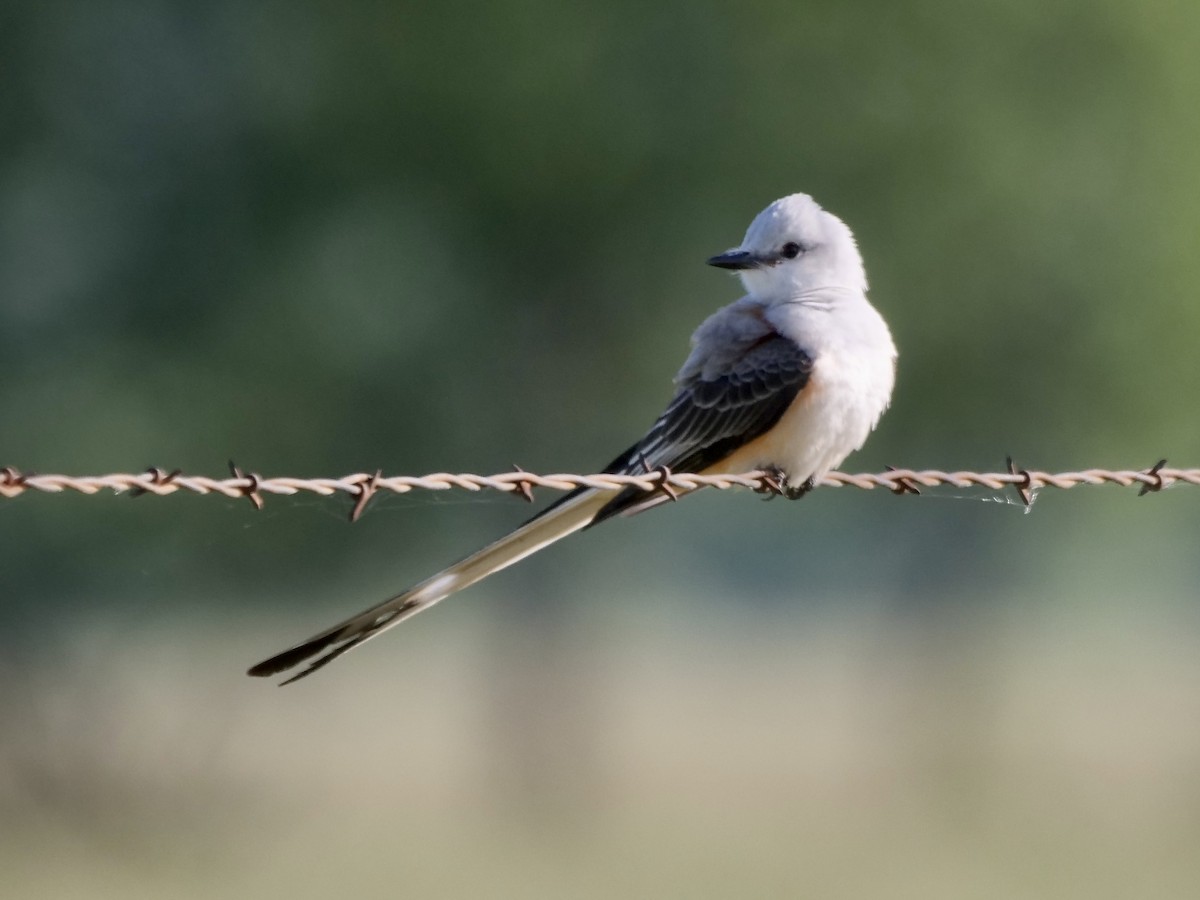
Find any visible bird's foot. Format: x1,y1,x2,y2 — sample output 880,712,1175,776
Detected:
756,467,814,501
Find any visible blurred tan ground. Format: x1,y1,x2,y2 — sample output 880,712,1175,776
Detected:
3,595,1198,900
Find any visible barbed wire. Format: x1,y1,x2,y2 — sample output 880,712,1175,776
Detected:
0,460,1191,520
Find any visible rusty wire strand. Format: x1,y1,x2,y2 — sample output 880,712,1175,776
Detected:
1,464,1196,512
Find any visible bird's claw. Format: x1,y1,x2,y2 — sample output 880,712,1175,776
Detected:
756,467,813,501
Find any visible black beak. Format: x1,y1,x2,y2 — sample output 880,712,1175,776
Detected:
706,249,761,270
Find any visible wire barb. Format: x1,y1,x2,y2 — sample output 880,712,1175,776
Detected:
227,460,265,511
884,465,921,496
1005,456,1034,508
129,466,181,497
1138,458,1169,497
349,470,382,522
0,466,30,499
637,454,680,502
510,465,536,504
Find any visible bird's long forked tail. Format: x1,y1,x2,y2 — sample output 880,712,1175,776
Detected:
247,488,616,685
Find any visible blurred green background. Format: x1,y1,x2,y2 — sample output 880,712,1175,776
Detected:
3,1,1200,897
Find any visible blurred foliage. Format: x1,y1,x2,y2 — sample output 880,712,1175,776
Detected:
2,1,1200,895
4,0,1200,611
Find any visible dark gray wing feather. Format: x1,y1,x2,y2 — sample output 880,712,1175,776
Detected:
535,332,813,526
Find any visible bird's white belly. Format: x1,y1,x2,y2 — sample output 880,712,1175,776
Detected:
704,347,890,482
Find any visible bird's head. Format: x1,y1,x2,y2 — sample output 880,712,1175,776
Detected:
707,193,867,301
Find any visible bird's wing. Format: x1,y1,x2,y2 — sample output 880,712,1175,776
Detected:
539,329,813,525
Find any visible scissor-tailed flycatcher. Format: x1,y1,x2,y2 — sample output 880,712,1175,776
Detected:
250,192,897,684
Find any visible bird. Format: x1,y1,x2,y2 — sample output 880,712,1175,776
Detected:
249,192,897,684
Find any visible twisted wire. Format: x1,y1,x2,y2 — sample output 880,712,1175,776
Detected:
1,463,1193,514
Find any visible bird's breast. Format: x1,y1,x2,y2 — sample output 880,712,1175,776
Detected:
703,341,892,483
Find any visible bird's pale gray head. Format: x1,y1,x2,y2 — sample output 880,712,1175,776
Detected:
707,193,867,299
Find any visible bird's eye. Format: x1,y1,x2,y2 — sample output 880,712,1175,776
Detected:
780,242,803,259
